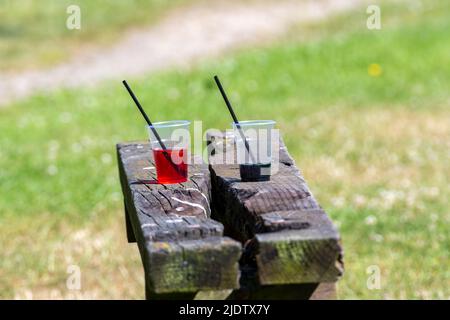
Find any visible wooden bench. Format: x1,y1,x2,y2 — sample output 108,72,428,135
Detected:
117,133,343,300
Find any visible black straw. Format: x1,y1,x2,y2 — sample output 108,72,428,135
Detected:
122,80,168,151
213,75,255,163
122,80,185,177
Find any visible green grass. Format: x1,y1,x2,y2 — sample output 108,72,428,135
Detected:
1,1,449,299
0,0,189,71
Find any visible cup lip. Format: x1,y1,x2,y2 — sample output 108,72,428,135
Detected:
232,120,276,127
148,120,190,129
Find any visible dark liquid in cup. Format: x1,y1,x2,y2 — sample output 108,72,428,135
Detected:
239,163,271,182
152,148,188,184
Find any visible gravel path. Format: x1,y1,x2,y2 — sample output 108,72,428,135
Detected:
0,0,365,106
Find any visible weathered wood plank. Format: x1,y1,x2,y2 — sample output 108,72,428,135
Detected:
119,142,221,240
145,237,242,294
207,132,344,286
255,229,343,284
118,135,343,298
117,141,242,295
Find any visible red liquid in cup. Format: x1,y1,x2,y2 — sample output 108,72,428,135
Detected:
152,148,188,184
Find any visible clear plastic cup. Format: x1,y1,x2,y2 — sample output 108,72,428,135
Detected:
232,120,276,182
147,120,190,184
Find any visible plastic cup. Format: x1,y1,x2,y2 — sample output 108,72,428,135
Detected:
232,120,276,182
147,120,190,184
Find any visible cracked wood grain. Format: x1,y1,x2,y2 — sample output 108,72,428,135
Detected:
207,132,344,286
117,141,241,294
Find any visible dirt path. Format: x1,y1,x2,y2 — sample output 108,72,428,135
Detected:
0,0,366,106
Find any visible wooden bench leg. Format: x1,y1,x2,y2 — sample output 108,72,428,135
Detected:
310,282,337,300
194,290,234,300
145,282,197,300
124,201,136,243
144,279,336,300
226,283,336,300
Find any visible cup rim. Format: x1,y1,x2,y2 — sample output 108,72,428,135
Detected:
148,120,191,129
232,120,276,127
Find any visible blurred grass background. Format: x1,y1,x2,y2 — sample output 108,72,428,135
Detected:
0,0,449,299
0,0,189,71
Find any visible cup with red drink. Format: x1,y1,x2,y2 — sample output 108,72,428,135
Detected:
147,120,190,184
